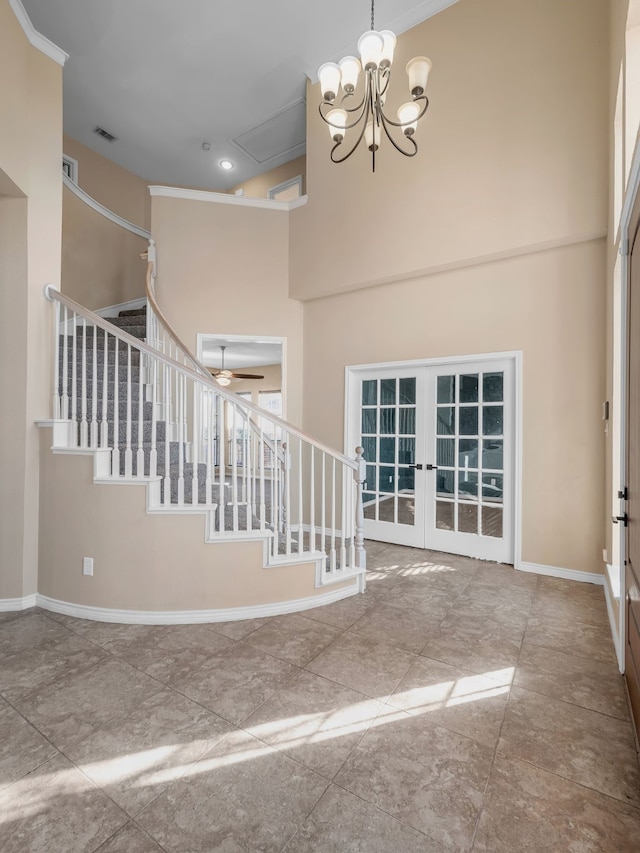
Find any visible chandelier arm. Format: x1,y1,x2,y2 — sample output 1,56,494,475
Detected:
376,68,391,100
319,77,374,133
378,110,419,157
378,95,430,129
340,91,367,114
330,96,372,164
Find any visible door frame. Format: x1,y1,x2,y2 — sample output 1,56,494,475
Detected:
345,350,523,566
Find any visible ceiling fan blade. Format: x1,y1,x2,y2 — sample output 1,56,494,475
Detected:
229,372,265,380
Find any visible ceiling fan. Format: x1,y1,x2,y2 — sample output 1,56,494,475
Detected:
209,346,264,386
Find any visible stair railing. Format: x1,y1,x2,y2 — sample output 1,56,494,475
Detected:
45,284,367,571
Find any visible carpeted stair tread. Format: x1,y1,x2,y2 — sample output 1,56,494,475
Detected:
118,307,147,317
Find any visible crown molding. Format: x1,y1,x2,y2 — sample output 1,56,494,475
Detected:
149,185,308,212
63,174,151,239
9,0,68,66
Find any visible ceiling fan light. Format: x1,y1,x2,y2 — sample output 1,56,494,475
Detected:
379,30,397,68
216,375,231,387
406,56,432,97
397,101,421,134
358,30,384,71
318,62,341,101
339,55,361,93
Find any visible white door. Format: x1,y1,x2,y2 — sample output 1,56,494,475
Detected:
351,357,515,562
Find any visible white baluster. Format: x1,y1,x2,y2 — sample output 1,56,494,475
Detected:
340,464,347,571
348,473,356,569
53,299,60,419
111,335,119,475
79,318,88,448
218,394,225,532
90,323,98,447
191,381,199,505
71,313,77,447
205,389,213,505
61,305,69,420
330,458,337,573
100,325,108,448
231,403,238,531
321,452,326,559
354,446,367,569
136,343,144,477
259,422,266,531
163,361,171,504
284,438,291,555
309,447,316,552
298,440,303,555
149,350,157,477
177,373,184,504
124,344,133,477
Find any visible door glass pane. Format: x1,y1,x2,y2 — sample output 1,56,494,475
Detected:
483,406,503,436
482,474,503,501
436,500,454,530
482,439,503,470
362,379,377,405
397,467,415,492
437,438,455,467
398,437,415,464
482,505,503,538
381,378,396,405
380,437,395,463
437,407,454,434
460,374,479,403
436,470,454,496
362,409,376,434
377,496,397,523
398,496,415,525
362,436,376,463
459,407,478,436
399,408,416,435
483,372,503,402
379,466,395,493
458,439,478,468
458,503,478,534
399,377,416,404
380,408,396,434
437,375,455,403
365,465,376,490
458,471,479,500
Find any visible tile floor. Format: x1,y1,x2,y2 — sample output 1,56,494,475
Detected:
1,542,640,851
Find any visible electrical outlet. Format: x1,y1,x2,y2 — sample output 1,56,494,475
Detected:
82,556,94,576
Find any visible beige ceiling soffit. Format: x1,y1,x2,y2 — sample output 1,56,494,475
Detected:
148,186,308,213
9,0,68,66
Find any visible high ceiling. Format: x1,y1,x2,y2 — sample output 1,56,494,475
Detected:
21,0,457,190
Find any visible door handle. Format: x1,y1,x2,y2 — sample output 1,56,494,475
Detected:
426,464,438,471
408,463,423,470
613,514,628,527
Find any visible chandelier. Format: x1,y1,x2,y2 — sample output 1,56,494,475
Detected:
317,0,432,171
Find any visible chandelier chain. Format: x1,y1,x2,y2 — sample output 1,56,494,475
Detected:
371,0,375,31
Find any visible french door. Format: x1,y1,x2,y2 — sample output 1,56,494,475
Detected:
350,357,515,563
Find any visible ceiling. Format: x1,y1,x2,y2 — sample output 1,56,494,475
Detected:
21,0,457,190
200,337,282,370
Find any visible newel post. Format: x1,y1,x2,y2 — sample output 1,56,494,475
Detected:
354,446,367,570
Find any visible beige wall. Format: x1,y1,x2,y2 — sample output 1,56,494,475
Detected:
0,0,63,598
296,0,609,575
230,156,306,200
151,197,304,426
63,135,151,230
303,240,607,574
62,186,148,310
291,0,608,301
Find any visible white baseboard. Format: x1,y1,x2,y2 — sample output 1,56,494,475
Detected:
0,594,37,612
36,580,361,625
603,569,624,672
517,561,604,585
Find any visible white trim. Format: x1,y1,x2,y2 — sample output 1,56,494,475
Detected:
346,350,524,374
0,594,37,612
604,567,624,672
36,581,361,625
268,175,302,201
94,297,147,319
63,174,151,239
518,561,605,585
149,184,308,212
8,0,68,66
62,154,78,184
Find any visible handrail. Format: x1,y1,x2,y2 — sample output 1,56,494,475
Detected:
62,174,151,240
45,284,358,470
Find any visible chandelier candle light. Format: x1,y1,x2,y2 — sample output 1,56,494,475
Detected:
318,0,432,171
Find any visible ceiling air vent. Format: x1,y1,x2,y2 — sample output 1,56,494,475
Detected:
93,126,117,142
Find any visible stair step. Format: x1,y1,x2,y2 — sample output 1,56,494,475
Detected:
60,336,145,352
118,307,147,317
107,315,148,329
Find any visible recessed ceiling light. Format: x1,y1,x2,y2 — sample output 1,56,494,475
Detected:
219,159,234,170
